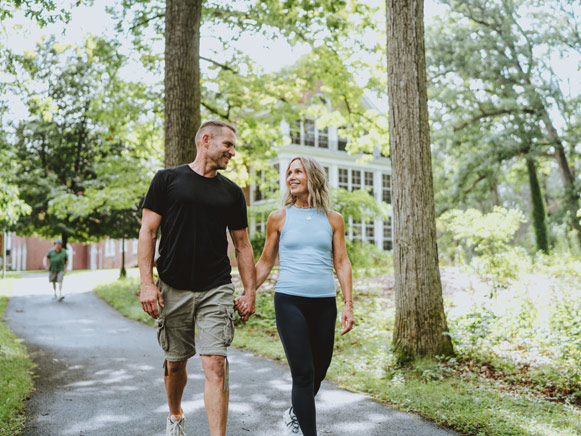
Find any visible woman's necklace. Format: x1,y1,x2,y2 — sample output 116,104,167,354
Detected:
295,203,313,221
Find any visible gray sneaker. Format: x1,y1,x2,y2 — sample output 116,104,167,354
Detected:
283,407,303,436
165,415,186,436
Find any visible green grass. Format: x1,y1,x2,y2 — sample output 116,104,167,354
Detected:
94,271,581,436
94,277,154,326
0,297,34,436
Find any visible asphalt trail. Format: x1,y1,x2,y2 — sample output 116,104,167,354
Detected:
4,272,457,436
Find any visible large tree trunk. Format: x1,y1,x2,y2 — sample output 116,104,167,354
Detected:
386,0,454,362
526,156,549,254
540,111,581,243
164,0,202,168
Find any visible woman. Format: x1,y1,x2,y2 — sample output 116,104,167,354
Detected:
255,156,355,436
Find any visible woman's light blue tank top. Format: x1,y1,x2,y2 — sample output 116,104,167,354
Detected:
275,206,336,298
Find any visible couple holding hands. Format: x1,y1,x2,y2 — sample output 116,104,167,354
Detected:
138,120,354,436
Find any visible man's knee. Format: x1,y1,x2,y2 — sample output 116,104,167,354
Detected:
202,355,226,381
166,359,188,375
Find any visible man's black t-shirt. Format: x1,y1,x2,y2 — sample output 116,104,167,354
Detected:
142,164,248,291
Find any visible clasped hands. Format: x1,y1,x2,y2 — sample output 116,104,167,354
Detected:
234,292,255,322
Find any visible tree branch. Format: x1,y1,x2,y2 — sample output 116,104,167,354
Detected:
453,108,535,131
200,56,237,73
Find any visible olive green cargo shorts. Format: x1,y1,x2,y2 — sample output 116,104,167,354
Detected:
155,279,236,362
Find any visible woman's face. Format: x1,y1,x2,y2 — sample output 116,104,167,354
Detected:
286,159,308,197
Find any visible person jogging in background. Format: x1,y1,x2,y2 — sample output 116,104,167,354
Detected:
43,238,68,301
138,120,256,436
255,156,355,436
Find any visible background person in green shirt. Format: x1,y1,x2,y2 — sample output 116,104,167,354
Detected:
43,238,68,301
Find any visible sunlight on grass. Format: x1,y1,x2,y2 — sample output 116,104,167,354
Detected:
0,296,34,436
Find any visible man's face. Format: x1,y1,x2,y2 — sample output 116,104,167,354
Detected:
206,127,237,170
55,243,62,251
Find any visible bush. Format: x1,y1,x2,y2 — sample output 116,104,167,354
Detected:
345,240,393,277
439,207,527,287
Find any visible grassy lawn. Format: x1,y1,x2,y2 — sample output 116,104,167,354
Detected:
94,268,581,436
0,297,34,436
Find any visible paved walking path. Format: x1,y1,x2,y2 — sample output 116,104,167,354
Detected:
4,271,458,436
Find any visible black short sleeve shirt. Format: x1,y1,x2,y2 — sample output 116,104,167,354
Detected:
142,164,248,291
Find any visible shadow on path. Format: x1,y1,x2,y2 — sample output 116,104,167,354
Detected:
4,273,457,436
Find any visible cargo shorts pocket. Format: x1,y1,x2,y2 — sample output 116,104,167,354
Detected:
223,306,235,347
156,317,169,351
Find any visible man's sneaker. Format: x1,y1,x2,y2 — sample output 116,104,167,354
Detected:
283,407,303,436
165,414,186,436
58,296,64,301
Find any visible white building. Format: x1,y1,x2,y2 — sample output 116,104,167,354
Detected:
250,116,393,251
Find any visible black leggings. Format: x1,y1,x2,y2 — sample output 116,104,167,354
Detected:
274,293,337,436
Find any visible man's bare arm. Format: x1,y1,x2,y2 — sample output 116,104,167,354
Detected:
138,208,163,319
230,228,256,321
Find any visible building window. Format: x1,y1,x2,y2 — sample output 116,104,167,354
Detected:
303,119,315,147
351,170,361,192
365,219,375,240
365,171,374,196
105,239,116,257
382,174,392,204
338,168,349,189
255,220,265,234
383,218,393,251
254,170,264,202
352,219,362,241
338,136,348,151
290,120,301,145
318,126,329,148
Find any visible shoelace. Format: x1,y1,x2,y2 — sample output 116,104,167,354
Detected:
168,416,185,436
287,410,301,434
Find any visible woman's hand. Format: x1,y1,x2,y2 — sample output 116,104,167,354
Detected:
340,303,354,335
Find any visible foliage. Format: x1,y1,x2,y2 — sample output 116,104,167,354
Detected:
331,187,390,221
0,0,86,27
8,35,160,243
94,276,154,327
0,296,34,436
427,0,581,244
345,240,393,277
439,207,527,286
0,117,30,229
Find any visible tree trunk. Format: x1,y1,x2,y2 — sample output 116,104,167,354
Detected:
526,156,549,254
61,233,68,250
539,109,581,243
386,0,454,362
164,0,202,168
120,237,127,279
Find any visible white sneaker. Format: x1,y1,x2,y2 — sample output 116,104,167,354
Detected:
283,407,303,436
165,414,186,436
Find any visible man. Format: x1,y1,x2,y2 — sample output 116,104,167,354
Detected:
138,120,256,436
43,238,68,301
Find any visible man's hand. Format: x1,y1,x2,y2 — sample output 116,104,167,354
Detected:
234,292,256,322
140,282,164,319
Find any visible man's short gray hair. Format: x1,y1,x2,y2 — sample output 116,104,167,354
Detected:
195,120,237,146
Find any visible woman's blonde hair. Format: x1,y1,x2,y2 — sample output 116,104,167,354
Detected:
283,156,330,213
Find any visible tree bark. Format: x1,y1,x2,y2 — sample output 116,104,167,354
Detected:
526,156,549,254
386,0,454,362
540,110,581,242
164,0,202,168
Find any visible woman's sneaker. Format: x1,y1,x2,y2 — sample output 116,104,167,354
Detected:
166,414,186,436
283,407,303,436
